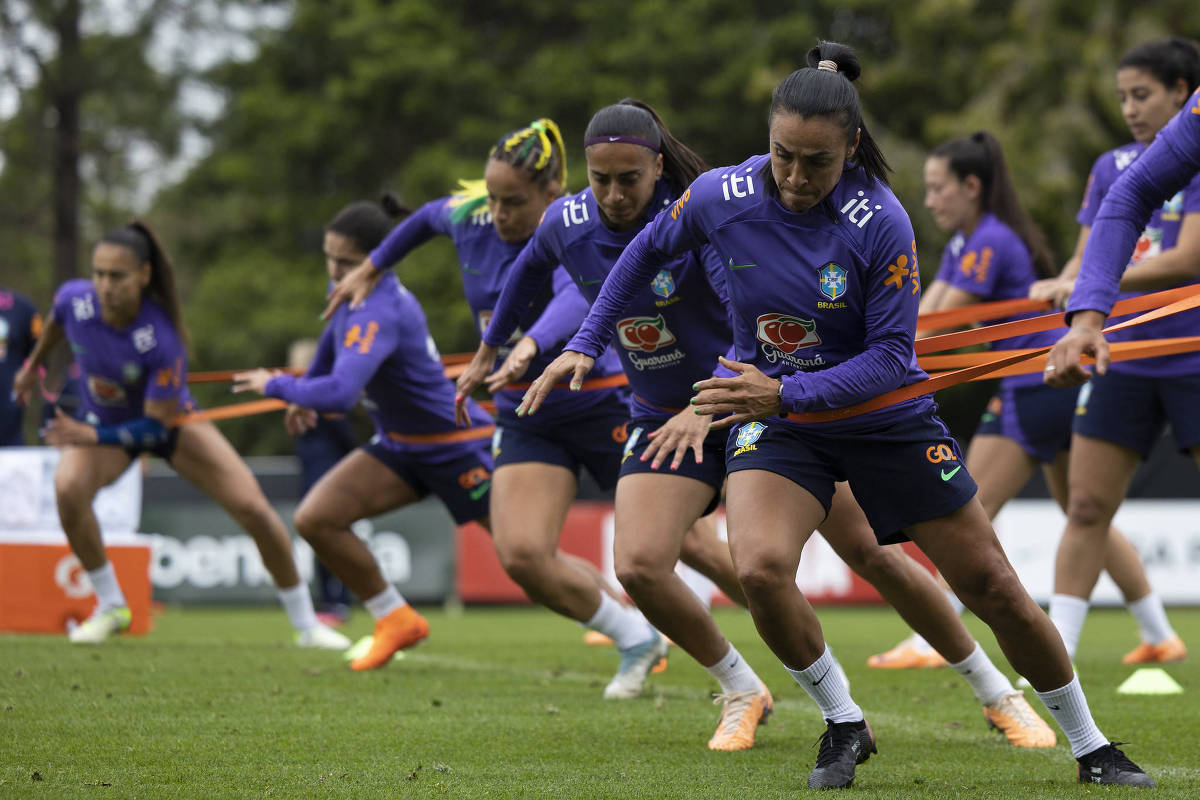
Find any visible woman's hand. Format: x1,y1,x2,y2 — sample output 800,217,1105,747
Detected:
41,407,98,446
515,351,595,417
642,406,712,470
484,336,538,393
322,258,384,319
284,403,319,436
1029,277,1075,308
1043,311,1109,388
11,361,37,406
454,343,500,427
231,368,281,396
690,356,782,430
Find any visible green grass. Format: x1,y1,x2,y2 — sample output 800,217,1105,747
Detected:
1,606,1197,799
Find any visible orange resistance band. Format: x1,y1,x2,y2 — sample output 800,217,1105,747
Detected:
916,296,1051,330
174,398,287,425
787,288,1200,424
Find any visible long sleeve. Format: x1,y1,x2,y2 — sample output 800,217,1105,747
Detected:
523,267,591,353
369,198,448,271
304,326,337,379
266,315,397,412
482,227,560,347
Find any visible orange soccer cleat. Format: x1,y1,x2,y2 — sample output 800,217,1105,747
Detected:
708,682,774,751
1122,635,1187,664
349,605,429,671
982,691,1057,748
866,635,947,669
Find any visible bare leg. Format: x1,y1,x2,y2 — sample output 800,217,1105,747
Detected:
678,510,747,606
54,446,134,570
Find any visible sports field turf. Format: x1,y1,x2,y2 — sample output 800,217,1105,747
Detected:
1,605,1196,798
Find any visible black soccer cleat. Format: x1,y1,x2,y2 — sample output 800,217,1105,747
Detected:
1076,743,1156,787
807,718,877,790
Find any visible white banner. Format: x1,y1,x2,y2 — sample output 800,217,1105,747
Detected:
0,447,142,536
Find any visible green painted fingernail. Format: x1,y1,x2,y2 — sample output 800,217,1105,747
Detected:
689,398,696,405
691,383,698,391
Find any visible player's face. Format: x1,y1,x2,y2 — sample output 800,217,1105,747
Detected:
324,231,366,283
923,156,979,233
91,242,150,322
769,112,860,213
586,143,663,232
484,160,559,243
1118,67,1190,144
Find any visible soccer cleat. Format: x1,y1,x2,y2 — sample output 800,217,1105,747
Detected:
807,718,876,789
1122,634,1187,664
866,634,947,669
67,606,132,644
1076,743,1156,787
295,623,352,650
982,690,1057,748
583,630,614,647
707,681,774,751
603,630,669,699
349,605,429,671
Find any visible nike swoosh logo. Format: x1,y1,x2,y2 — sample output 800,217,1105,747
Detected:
940,465,962,481
468,481,490,501
728,258,757,270
609,136,619,142
581,277,603,286
1047,704,1061,710
811,667,831,687
730,656,739,669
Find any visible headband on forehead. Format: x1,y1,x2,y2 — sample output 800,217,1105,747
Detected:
584,135,660,153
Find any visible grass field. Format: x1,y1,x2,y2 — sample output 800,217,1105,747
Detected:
1,605,1197,799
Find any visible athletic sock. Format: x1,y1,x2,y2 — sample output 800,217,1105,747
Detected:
86,562,127,612
1048,593,1089,661
276,582,319,632
1127,592,1176,645
677,563,715,611
949,642,1014,705
705,644,761,694
785,645,862,724
1036,675,1109,758
908,633,934,651
945,588,966,616
584,593,654,650
363,585,406,621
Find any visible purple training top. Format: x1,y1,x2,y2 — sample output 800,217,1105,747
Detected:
265,272,493,457
482,179,734,416
1067,96,1200,377
52,279,193,425
568,155,933,432
937,213,1052,388
369,196,624,425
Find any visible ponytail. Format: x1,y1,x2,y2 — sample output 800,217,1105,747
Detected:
100,221,188,347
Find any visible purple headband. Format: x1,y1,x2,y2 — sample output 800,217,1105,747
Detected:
584,135,660,152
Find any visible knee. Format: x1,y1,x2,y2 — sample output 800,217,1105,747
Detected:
735,555,793,601
292,502,333,543
226,492,277,531
494,539,550,585
54,474,95,522
614,550,668,597
955,564,1026,618
1065,488,1115,530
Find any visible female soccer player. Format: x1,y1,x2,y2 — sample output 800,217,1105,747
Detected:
12,222,348,650
324,121,667,698
1037,38,1200,663
458,100,1054,751
871,130,1174,670
233,198,497,670
519,44,1153,789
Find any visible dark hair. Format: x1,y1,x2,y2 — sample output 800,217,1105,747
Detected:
583,99,709,192
99,221,188,347
489,118,567,190
931,131,1057,279
326,193,412,254
1118,37,1200,95
762,41,891,197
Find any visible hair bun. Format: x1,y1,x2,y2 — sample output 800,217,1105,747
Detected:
805,40,862,82
379,192,412,219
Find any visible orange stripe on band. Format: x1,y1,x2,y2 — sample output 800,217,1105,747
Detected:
917,296,1051,330
385,426,495,445
505,373,629,392
174,398,287,425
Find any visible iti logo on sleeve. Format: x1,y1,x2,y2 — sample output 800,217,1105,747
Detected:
818,263,847,301
617,315,677,352
756,313,821,354
650,270,676,299
733,421,766,456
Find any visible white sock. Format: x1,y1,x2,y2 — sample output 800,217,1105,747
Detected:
584,593,654,650
1127,592,1175,645
945,588,966,616
785,645,862,724
1036,675,1109,758
276,582,319,632
908,632,934,651
1049,594,1090,661
86,562,127,612
704,644,761,694
949,642,1014,705
677,563,715,611
364,585,406,620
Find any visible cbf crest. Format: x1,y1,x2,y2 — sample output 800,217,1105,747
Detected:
650,269,675,299
736,421,766,449
818,262,847,302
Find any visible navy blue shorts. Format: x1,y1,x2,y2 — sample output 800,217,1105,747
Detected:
619,415,726,515
974,382,1079,463
491,406,629,491
724,407,978,545
1073,370,1200,457
124,426,181,462
363,439,493,525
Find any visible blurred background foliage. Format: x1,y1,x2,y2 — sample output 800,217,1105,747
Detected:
2,0,1198,452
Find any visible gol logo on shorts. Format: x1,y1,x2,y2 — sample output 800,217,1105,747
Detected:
457,466,490,489
925,444,957,464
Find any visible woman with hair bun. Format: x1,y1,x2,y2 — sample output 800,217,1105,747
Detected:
521,43,1153,789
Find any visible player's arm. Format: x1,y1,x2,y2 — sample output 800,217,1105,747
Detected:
12,311,63,406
